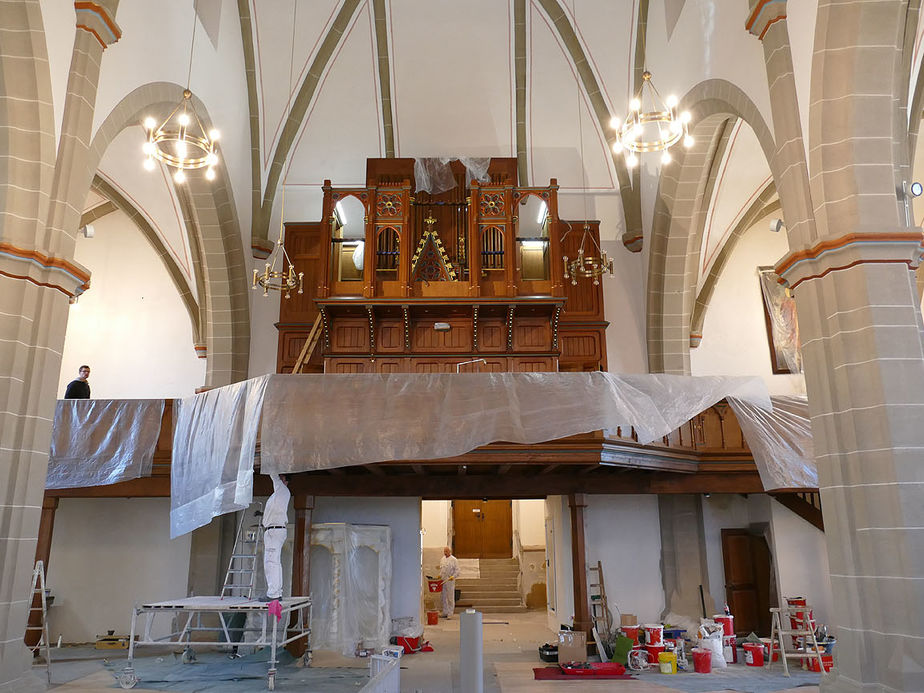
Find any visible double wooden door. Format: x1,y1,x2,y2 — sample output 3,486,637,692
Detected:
452,500,512,558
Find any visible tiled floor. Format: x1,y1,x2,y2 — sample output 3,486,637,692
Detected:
39,610,823,692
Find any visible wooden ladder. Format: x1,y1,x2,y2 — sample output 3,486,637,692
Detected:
767,604,827,676
291,314,323,374
25,561,51,683
588,560,613,637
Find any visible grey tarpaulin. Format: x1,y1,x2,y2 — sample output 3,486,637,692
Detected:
46,399,165,489
259,372,770,474
728,395,815,489
170,376,269,538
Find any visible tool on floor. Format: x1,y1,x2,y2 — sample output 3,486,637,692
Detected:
767,602,827,676
25,561,52,683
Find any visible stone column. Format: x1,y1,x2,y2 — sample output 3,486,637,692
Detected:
0,2,118,689
779,3,924,690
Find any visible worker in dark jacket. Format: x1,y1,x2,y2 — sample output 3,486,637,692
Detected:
64,365,91,399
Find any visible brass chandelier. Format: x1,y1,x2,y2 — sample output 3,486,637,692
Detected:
563,224,614,286
610,70,693,167
142,14,219,182
253,188,304,298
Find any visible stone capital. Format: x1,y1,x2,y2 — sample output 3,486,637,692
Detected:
775,226,924,289
746,0,786,40
74,1,122,49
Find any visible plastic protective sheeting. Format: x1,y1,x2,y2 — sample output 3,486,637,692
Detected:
46,399,165,489
310,523,392,655
260,372,769,473
170,376,270,539
728,395,816,489
413,157,490,194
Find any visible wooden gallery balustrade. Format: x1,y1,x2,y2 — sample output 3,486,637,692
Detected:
276,158,607,374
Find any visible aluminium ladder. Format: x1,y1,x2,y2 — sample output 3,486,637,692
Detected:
25,561,52,683
221,511,264,599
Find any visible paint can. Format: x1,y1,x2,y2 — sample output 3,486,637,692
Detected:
426,610,439,625
743,642,764,667
692,647,712,673
713,614,734,636
808,653,834,672
760,637,780,662
622,624,640,645
723,635,737,663
658,651,677,674
645,644,665,664
644,623,663,645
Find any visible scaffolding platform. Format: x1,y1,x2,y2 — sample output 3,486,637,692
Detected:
119,595,311,690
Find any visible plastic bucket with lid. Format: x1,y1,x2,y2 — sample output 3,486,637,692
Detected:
743,642,764,667
713,614,734,636
658,651,677,674
622,624,640,645
692,648,712,673
644,624,663,645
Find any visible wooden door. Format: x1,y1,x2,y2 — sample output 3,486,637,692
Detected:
721,529,772,636
452,500,512,559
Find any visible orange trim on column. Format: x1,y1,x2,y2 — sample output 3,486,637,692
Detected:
745,0,783,31
758,15,786,40
74,1,122,39
75,23,107,49
776,232,923,276
787,259,916,290
0,242,91,297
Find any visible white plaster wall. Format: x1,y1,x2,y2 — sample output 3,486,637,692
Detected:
312,497,422,635
689,215,805,396
421,500,450,549
546,496,574,631
514,499,546,547
583,495,664,624
59,210,205,398
769,499,833,626
46,498,191,643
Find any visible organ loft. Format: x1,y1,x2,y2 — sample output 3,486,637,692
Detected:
276,158,609,374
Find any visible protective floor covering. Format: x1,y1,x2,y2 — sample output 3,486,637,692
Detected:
637,667,821,693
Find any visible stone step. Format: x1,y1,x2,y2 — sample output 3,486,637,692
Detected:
459,588,520,597
456,597,523,607
454,605,528,614
456,578,518,588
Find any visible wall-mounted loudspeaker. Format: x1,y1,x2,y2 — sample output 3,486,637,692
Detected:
769,219,785,233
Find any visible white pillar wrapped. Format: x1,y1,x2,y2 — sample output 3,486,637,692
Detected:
460,610,483,693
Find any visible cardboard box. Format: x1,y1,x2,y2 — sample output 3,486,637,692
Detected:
620,613,637,627
557,630,587,663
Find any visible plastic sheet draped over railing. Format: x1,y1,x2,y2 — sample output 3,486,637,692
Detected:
259,372,770,474
728,395,816,490
169,376,269,539
46,399,165,489
413,157,490,194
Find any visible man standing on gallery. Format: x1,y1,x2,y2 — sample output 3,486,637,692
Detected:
64,365,91,399
260,474,290,602
439,546,460,618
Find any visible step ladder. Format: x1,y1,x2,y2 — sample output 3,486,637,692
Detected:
291,314,323,374
766,604,827,676
25,561,51,683
588,560,614,637
221,511,264,599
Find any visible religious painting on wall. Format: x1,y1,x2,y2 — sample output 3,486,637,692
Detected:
758,267,802,374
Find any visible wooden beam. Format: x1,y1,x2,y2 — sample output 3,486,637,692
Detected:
365,464,385,476
288,494,314,656
412,465,425,475
539,464,559,475
569,494,592,635
497,464,512,475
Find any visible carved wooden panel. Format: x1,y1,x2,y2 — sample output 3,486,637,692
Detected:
377,321,404,352
512,318,551,352
414,359,450,373
510,357,555,372
329,318,370,353
560,332,600,360
559,221,604,320
277,329,324,373
279,223,324,324
411,319,473,352
325,358,370,373
375,359,403,373
478,320,505,352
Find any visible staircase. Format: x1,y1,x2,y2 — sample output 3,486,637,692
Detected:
455,558,526,613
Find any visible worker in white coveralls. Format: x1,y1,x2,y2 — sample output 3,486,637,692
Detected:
439,546,460,618
260,474,290,602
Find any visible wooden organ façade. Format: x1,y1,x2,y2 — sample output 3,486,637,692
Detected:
276,158,608,374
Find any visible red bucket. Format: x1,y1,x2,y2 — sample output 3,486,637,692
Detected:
622,625,640,645
713,614,734,636
808,654,834,672
644,624,663,645
645,644,665,664
426,610,439,625
743,642,764,667
692,648,712,673
427,579,443,593
723,635,737,663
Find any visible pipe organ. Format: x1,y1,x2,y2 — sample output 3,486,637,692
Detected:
276,158,608,374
